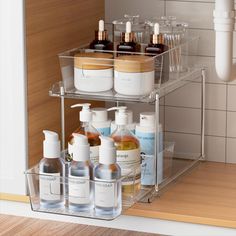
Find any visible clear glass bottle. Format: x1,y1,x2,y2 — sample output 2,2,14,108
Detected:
39,130,64,208
68,134,93,211
108,107,141,198
68,103,100,165
94,136,121,216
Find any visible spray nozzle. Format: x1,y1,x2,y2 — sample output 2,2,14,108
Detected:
43,130,59,142
43,130,60,158
126,21,132,33
108,106,128,125
72,133,89,162
100,136,115,148
73,133,88,145
71,103,92,122
154,23,160,35
99,136,116,164
99,19,105,32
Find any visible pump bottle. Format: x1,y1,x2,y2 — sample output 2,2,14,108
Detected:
68,103,100,164
89,19,113,50
68,133,93,211
39,130,64,208
108,106,141,196
94,136,121,216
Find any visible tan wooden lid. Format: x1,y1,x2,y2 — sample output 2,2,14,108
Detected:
74,52,113,70
114,55,154,73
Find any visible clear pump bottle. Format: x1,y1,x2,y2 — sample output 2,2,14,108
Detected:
108,106,141,197
68,103,100,165
68,133,93,211
94,136,121,216
39,130,64,208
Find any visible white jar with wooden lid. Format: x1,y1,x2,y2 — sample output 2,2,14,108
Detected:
74,52,113,92
114,55,155,96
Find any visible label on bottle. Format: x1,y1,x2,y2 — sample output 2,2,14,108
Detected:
116,148,141,185
68,175,90,205
94,178,117,208
90,146,99,164
96,127,110,136
39,172,61,201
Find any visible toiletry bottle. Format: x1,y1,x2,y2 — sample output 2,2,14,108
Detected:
117,21,141,54
110,109,136,134
39,130,64,208
108,106,141,196
145,23,169,84
136,112,163,186
68,133,93,211
68,103,100,165
91,108,111,136
90,19,113,51
94,136,121,216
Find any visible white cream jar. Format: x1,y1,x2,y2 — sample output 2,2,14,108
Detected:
114,55,155,96
74,52,113,92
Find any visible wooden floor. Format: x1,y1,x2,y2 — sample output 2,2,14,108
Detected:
0,214,159,236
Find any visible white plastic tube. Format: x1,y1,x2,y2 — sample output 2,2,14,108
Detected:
214,0,235,82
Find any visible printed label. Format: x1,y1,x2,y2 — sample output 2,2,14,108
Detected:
136,131,155,156
68,175,90,204
94,178,117,208
39,172,61,201
90,146,99,164
97,127,110,136
116,149,141,185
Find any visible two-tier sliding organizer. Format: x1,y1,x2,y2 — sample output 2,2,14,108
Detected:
26,26,206,220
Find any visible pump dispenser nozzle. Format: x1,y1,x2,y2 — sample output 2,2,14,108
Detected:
99,136,116,164
43,130,60,158
71,103,92,122
107,106,128,125
72,133,90,162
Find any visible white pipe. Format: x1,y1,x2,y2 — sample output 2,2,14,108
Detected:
214,0,235,82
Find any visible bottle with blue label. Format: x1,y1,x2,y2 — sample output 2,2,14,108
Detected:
136,112,163,186
92,108,111,136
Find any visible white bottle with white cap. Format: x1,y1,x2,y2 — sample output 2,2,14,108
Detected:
68,103,100,165
91,108,111,136
94,136,121,216
108,106,141,196
135,112,163,185
39,130,64,208
68,133,93,211
110,109,136,134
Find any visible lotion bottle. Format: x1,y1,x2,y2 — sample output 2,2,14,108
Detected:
108,106,141,196
94,136,121,216
68,133,93,211
68,103,100,164
39,130,64,208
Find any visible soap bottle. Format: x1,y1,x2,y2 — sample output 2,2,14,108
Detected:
68,103,100,165
68,133,93,211
135,112,163,186
108,106,141,196
89,19,113,51
94,136,121,216
39,130,64,208
110,109,136,134
145,23,169,84
117,21,141,53
91,107,111,136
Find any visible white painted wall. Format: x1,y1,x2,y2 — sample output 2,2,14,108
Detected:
0,0,27,194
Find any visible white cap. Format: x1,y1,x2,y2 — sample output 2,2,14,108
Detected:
108,106,128,125
43,130,60,158
126,21,132,33
115,109,133,124
154,23,160,35
99,19,105,32
99,136,116,164
72,133,90,162
71,103,92,122
92,108,108,122
140,112,155,127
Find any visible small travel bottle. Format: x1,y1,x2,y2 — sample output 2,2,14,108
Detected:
145,23,169,84
89,19,113,50
94,136,121,216
68,103,100,164
117,21,141,53
68,133,93,211
91,107,111,136
108,106,141,197
39,130,64,208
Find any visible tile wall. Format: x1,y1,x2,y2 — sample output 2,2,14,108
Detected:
105,0,236,163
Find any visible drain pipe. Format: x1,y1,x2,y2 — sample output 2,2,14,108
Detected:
214,0,235,82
